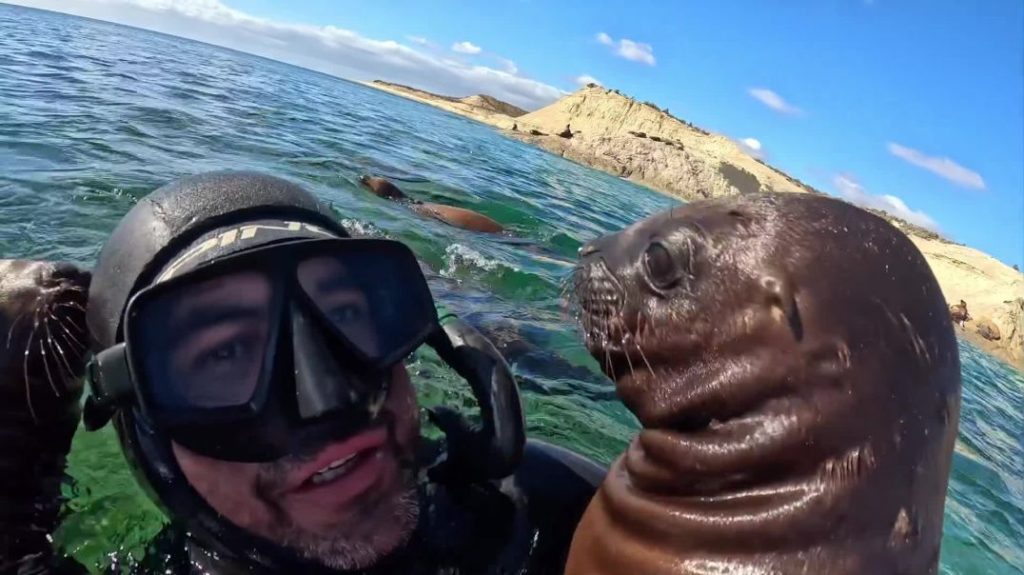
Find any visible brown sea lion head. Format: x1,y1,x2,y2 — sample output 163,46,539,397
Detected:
0,260,91,423
359,175,408,201
569,193,961,573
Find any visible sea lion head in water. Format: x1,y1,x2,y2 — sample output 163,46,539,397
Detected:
0,259,90,569
360,175,409,201
566,193,961,575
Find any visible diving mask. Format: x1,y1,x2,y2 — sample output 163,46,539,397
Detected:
85,237,438,462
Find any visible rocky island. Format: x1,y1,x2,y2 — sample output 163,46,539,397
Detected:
365,80,1024,370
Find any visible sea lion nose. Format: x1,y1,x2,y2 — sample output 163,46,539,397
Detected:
42,262,91,290
51,262,90,282
579,243,598,257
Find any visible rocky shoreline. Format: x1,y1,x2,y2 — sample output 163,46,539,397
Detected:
364,81,1024,370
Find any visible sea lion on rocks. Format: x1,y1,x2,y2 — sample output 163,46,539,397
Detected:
359,175,505,234
0,260,90,571
565,193,961,575
949,299,970,327
975,317,1001,341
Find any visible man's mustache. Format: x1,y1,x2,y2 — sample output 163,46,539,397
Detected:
254,409,411,492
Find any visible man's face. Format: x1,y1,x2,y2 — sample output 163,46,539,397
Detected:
172,364,421,570
163,265,423,570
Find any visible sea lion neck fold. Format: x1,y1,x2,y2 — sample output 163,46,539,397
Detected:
566,193,961,575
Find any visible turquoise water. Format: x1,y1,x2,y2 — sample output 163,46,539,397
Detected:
1,5,1021,573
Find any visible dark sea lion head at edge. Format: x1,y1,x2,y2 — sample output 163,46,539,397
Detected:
0,259,90,422
0,259,90,569
566,193,961,575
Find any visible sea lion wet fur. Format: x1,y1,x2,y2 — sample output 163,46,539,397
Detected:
0,260,90,571
565,193,961,575
359,176,505,234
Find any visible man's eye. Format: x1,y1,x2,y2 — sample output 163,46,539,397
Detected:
198,340,248,369
329,304,364,324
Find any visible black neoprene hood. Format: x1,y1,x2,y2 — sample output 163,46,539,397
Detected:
87,170,349,350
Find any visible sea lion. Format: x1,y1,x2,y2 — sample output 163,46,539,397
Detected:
0,260,90,571
359,176,505,234
949,299,970,327
565,193,961,575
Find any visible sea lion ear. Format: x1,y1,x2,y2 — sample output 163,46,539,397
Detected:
760,272,803,341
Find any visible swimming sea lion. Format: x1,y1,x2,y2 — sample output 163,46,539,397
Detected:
565,193,961,575
0,260,90,571
359,176,505,234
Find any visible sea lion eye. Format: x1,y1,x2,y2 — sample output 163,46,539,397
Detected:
644,242,680,289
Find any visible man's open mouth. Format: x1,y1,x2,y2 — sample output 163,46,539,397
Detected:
287,426,390,493
307,446,382,487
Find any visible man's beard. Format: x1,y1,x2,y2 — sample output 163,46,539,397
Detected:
253,434,422,570
277,482,420,570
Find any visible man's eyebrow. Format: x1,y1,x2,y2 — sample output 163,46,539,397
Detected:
310,271,355,294
169,305,265,333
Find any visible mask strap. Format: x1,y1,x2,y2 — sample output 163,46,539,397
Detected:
83,343,133,431
425,311,525,485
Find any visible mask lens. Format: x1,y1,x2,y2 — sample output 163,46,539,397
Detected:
297,242,434,364
134,270,273,410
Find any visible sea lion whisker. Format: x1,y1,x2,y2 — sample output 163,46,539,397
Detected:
635,340,656,379
45,312,76,384
39,335,61,398
55,328,86,356
53,316,86,350
622,342,636,379
6,310,30,350
23,309,41,423
604,345,617,382
53,303,87,327
54,299,87,311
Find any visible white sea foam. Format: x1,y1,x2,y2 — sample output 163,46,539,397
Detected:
441,243,516,278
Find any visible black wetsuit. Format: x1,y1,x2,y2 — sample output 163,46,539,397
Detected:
61,440,602,575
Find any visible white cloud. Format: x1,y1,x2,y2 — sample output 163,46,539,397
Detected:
736,137,764,159
730,137,765,159
7,0,564,110
594,32,655,66
575,74,602,86
499,58,518,74
887,142,985,190
451,41,482,55
833,174,939,231
748,88,803,116
407,35,430,46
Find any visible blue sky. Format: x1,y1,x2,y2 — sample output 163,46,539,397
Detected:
9,0,1024,267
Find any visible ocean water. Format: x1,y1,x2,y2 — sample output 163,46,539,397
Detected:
0,5,1021,574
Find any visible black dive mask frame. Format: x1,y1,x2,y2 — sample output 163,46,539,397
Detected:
85,237,525,483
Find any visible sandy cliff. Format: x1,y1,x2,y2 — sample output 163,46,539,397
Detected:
367,80,527,123
363,81,1024,369
511,86,815,200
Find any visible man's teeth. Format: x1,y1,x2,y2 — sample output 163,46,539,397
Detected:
311,454,359,485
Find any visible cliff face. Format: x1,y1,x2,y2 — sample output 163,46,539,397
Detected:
459,94,527,117
910,237,1024,367
513,86,816,200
